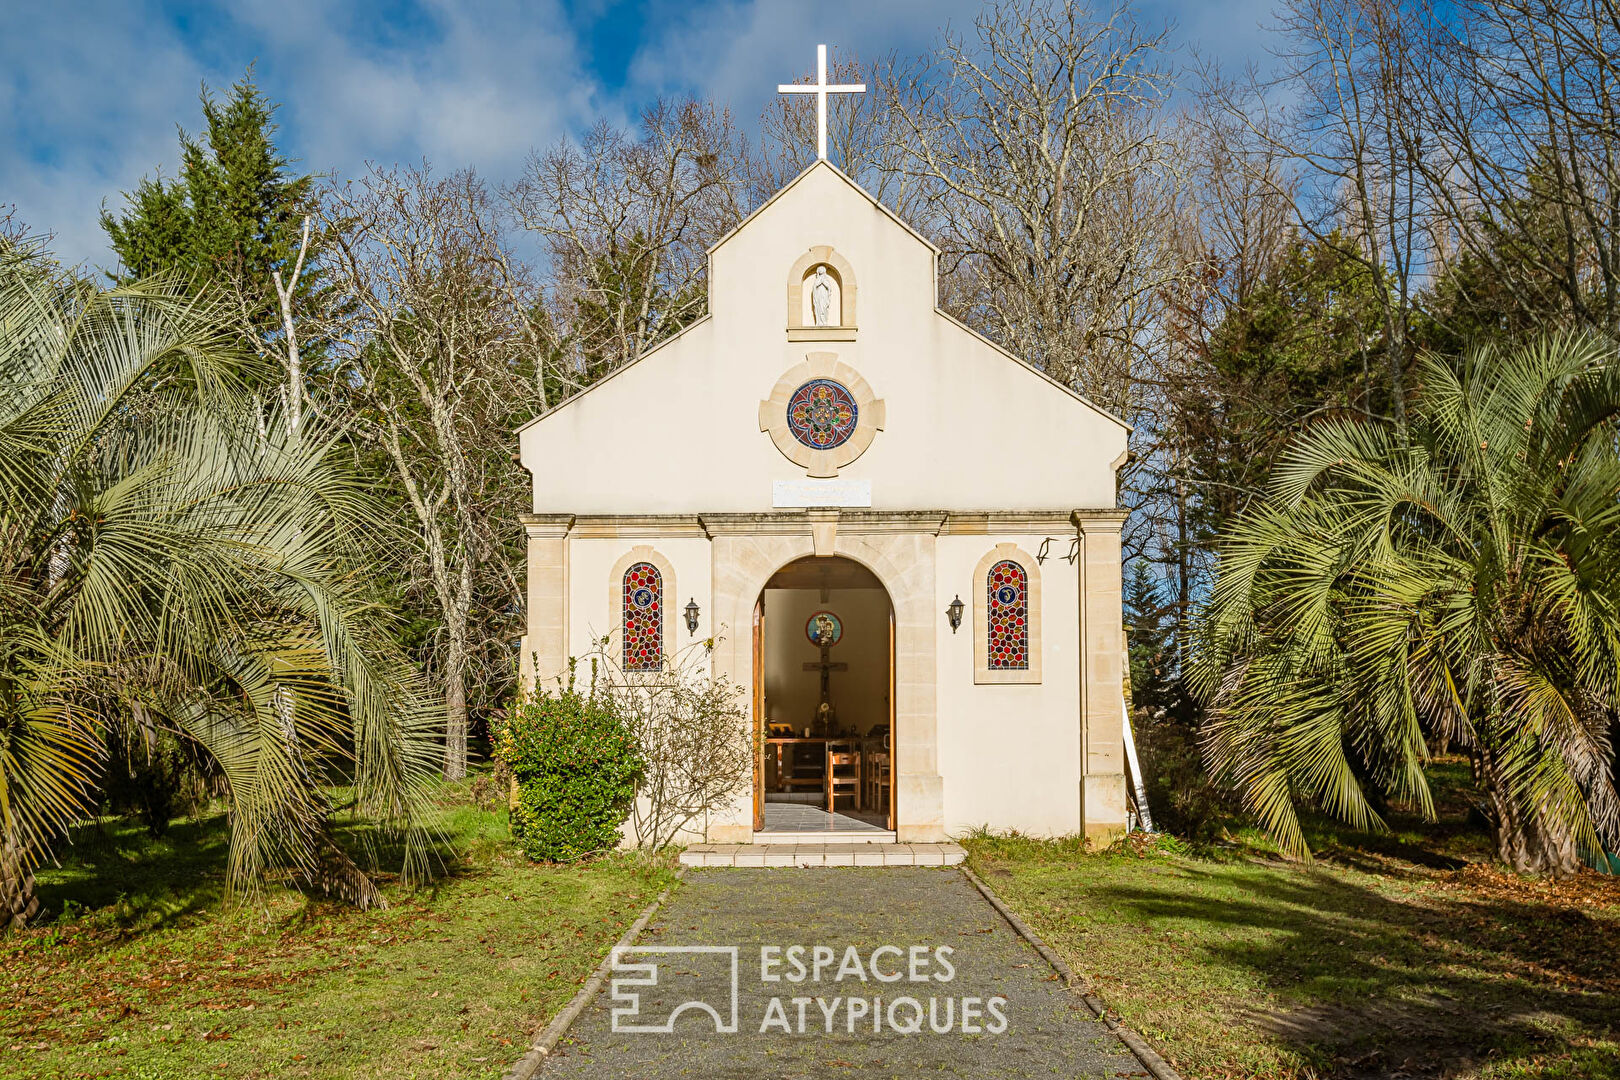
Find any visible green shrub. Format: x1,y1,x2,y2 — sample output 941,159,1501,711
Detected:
493,686,643,862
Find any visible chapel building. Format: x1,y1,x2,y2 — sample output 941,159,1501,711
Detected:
517,161,1130,845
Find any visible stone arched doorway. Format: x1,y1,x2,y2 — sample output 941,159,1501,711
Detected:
752,555,895,837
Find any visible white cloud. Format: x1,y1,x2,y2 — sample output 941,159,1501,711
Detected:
620,0,986,113
2,0,599,269
618,0,1277,118
1,0,1283,270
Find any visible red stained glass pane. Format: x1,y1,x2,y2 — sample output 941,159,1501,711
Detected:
986,559,1029,670
623,562,663,671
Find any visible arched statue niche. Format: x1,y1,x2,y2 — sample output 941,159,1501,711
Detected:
786,246,858,337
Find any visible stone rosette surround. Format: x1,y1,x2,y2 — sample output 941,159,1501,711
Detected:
757,352,885,477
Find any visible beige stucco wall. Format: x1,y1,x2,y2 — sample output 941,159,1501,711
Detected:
565,535,714,673
523,515,1127,845
937,533,1081,836
517,164,1128,515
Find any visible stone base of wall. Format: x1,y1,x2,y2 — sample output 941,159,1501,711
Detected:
895,773,946,842
1080,772,1129,845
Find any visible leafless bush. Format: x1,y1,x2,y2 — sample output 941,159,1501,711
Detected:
577,636,752,852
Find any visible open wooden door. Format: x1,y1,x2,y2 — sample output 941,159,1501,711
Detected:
887,605,897,831
752,595,765,833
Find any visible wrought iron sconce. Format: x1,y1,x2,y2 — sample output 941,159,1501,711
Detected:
946,594,964,633
684,598,701,637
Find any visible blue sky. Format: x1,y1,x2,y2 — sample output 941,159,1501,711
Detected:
2,0,1278,269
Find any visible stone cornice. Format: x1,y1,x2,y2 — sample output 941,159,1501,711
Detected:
526,509,1124,539
939,511,1081,535
1071,509,1130,532
520,513,575,539
561,515,708,539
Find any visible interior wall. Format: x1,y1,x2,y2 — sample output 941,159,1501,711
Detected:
762,585,891,738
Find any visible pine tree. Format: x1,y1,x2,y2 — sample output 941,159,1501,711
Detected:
101,71,319,353
1124,560,1179,720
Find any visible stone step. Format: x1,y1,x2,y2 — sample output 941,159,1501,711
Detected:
679,843,966,868
752,830,895,844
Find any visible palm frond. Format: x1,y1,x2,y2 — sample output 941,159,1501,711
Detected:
0,243,441,923
1197,333,1620,871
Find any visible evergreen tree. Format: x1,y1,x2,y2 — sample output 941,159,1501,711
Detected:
1178,232,1391,554
1124,560,1179,720
1124,559,1226,840
101,71,319,355
1420,150,1588,355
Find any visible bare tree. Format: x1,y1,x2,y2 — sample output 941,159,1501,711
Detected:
1410,0,1620,333
320,164,533,780
752,51,932,223
228,215,317,439
0,204,27,245
1137,108,1299,662
271,217,313,436
1204,0,1620,402
887,0,1182,414
1200,0,1436,434
578,636,753,852
505,100,749,393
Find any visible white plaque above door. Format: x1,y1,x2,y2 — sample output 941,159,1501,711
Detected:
772,478,872,508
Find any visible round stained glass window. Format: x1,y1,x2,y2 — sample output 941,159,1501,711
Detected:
786,378,859,450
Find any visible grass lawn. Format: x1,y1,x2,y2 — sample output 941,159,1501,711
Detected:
963,768,1620,1080
2,780,674,1080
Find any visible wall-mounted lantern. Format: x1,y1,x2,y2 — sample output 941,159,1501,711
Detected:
684,598,701,636
946,594,964,634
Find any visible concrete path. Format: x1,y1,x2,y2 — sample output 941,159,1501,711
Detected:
537,868,1148,1079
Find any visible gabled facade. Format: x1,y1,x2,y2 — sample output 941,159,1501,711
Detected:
518,161,1130,843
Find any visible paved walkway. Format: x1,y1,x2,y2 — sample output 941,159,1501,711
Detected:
537,868,1147,1079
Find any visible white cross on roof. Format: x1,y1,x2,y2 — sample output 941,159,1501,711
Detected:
777,44,866,162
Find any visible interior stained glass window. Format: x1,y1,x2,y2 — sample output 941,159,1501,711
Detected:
623,562,663,671
986,560,1029,670
786,378,859,449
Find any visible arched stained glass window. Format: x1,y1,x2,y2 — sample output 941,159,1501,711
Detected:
623,562,663,671
986,560,1029,670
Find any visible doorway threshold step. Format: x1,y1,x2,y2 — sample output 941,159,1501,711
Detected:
753,830,895,845
680,843,966,868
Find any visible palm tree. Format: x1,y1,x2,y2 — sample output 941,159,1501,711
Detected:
1,240,440,928
1192,334,1620,875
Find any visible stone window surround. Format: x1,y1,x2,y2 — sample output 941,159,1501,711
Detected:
759,352,886,477
971,543,1043,684
786,245,858,339
607,545,677,673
